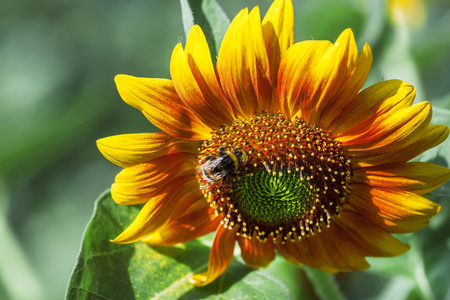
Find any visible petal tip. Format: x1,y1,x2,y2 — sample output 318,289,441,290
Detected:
335,28,355,46
114,74,129,85
96,137,106,147
189,274,206,286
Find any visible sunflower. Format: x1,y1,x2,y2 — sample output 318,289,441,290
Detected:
97,0,450,286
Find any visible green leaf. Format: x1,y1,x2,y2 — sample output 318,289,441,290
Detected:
180,0,194,40
179,0,230,60
303,268,345,300
66,190,290,299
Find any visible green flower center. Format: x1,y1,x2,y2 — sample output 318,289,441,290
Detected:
231,169,316,227
196,113,352,243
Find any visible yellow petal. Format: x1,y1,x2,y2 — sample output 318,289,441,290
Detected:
277,40,333,118
97,132,198,168
353,162,450,195
189,225,238,286
341,101,432,154
115,75,211,141
111,153,197,205
142,201,220,246
112,176,200,243
320,43,373,129
352,124,449,167
262,0,295,88
216,7,272,119
348,184,441,233
278,29,363,123
304,29,360,123
332,80,415,136
170,25,235,129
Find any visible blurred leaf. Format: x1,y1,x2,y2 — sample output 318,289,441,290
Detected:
431,92,450,111
357,0,386,48
304,268,345,300
66,190,290,299
374,276,415,300
180,0,194,39
295,0,364,43
414,107,450,173
263,257,308,300
0,78,111,177
0,178,44,300
179,0,230,60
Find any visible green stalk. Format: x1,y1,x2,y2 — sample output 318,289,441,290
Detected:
303,268,345,300
0,178,43,300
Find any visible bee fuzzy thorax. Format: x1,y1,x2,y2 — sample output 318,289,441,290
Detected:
196,146,246,187
196,113,352,244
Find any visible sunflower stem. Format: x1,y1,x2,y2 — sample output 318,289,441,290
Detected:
0,178,44,300
411,236,435,300
303,268,345,300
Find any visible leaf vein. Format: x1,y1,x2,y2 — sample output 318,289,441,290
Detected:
150,262,209,299
67,286,112,300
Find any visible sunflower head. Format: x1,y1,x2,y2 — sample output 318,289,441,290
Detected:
197,113,353,244
97,0,450,287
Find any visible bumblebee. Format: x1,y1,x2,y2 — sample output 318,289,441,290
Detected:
197,146,247,188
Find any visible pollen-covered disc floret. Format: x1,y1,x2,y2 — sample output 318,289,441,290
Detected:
197,113,353,244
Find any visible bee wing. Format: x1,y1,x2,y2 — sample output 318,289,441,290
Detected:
195,163,205,178
196,157,228,193
205,157,222,170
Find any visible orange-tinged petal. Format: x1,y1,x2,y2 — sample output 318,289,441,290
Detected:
311,223,371,271
352,124,449,167
302,29,360,123
112,176,200,244
353,162,450,195
276,226,370,272
332,80,415,136
237,233,275,269
262,0,295,89
216,7,272,119
278,29,362,122
111,153,197,205
276,210,409,272
115,75,211,141
275,238,330,271
320,43,373,129
189,225,238,286
170,26,235,129
334,210,410,257
275,238,317,269
97,132,199,168
277,40,333,118
335,80,422,150
142,200,220,246
348,184,441,233
340,101,432,155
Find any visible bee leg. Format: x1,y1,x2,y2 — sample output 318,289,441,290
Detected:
203,156,214,161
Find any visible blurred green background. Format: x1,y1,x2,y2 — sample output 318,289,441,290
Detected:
1,0,450,299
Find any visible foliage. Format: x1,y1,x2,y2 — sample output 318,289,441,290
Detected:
66,191,290,300
1,0,450,299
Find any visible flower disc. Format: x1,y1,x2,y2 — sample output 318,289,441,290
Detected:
231,168,316,226
197,113,353,243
